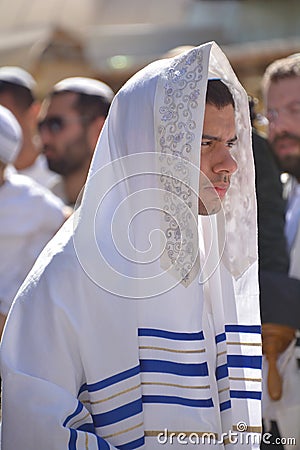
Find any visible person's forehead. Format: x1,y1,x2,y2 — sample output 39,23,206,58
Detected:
267,76,300,106
203,103,235,130
0,90,16,111
46,92,79,114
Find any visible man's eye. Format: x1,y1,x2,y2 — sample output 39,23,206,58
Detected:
201,141,212,147
227,141,237,149
289,104,300,115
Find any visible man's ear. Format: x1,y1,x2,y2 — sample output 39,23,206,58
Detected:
87,116,106,152
0,161,7,186
27,101,41,131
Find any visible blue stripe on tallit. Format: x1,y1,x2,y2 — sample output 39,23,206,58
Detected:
140,359,208,376
78,365,140,395
77,423,95,433
68,429,111,450
143,394,213,408
220,400,231,412
138,328,204,340
68,429,77,450
225,325,261,334
216,363,228,380
230,390,262,400
64,401,83,427
93,398,142,427
215,333,226,344
96,435,110,449
118,436,145,450
227,355,262,369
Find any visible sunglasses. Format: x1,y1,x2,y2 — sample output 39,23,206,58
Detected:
37,116,84,134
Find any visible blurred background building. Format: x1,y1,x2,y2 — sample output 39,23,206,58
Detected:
0,0,299,99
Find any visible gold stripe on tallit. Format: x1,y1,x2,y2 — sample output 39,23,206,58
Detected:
232,425,262,433
227,341,262,347
89,384,141,405
142,381,210,389
102,422,143,439
139,345,205,353
229,376,262,382
69,412,91,428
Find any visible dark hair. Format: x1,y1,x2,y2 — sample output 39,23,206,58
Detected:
50,90,112,123
262,54,300,95
0,81,35,111
206,79,234,109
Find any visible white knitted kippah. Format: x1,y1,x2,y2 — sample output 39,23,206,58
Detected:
0,66,36,91
0,105,22,164
53,77,114,101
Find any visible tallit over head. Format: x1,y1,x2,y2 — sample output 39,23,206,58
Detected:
0,105,22,165
70,41,261,442
73,41,257,297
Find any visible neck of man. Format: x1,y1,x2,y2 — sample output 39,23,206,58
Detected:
63,166,90,206
0,164,6,187
14,133,39,171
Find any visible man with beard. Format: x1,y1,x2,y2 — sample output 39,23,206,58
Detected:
38,77,114,207
260,54,300,448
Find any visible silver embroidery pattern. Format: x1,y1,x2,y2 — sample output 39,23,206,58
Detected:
158,49,204,283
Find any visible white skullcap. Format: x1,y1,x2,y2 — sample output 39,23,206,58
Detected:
53,77,114,101
0,66,36,91
0,105,22,164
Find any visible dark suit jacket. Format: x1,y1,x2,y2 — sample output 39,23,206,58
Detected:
252,129,300,329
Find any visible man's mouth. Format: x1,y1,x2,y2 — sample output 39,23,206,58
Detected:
213,185,228,199
43,147,56,159
202,183,229,199
273,135,300,157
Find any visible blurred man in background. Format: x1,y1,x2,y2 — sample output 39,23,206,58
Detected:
38,77,114,207
261,53,300,448
0,66,59,188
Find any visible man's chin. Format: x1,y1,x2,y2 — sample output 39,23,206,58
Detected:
277,155,300,178
198,200,222,216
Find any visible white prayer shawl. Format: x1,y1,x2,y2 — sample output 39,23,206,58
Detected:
0,173,65,315
6,154,61,190
0,42,262,449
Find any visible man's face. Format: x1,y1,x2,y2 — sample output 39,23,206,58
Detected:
266,77,300,178
38,92,93,176
199,103,237,215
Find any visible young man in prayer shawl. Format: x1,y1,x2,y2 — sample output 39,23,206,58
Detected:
0,105,69,337
0,42,262,449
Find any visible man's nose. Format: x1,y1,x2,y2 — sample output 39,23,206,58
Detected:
214,147,237,175
38,127,52,144
268,111,290,136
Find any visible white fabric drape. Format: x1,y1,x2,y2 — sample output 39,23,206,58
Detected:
0,173,66,314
